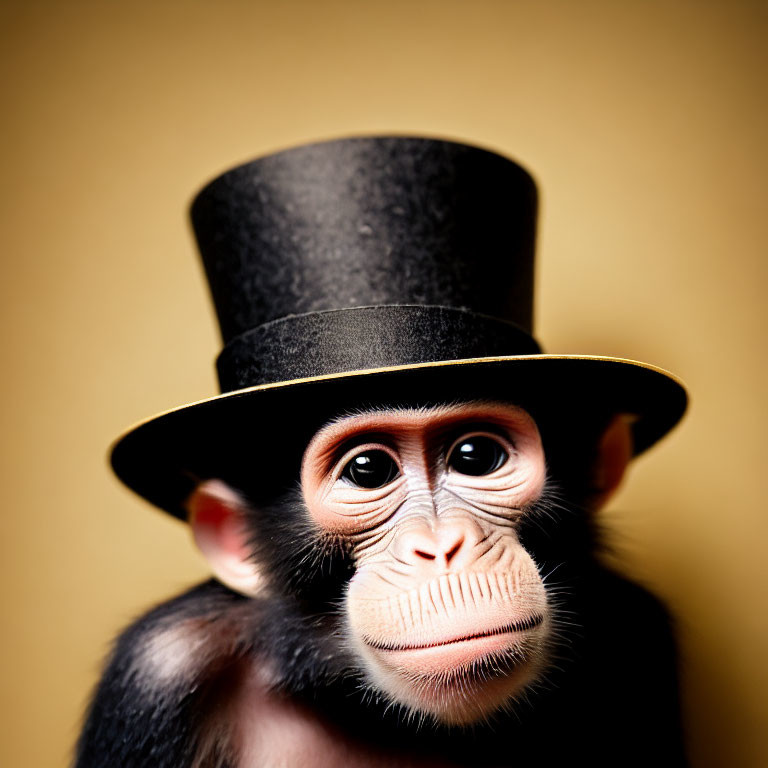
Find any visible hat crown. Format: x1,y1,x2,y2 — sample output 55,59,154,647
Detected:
191,136,538,346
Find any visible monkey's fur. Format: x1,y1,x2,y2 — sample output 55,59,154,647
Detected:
75,405,687,767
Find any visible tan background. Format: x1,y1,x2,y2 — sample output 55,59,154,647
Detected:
1,1,766,765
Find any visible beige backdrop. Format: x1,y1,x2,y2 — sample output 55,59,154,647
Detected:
1,1,766,765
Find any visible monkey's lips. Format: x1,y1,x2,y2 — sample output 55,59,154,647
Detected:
364,613,544,676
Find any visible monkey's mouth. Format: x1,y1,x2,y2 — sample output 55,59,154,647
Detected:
364,613,544,653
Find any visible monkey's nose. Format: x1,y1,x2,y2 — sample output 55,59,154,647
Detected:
413,534,464,564
397,520,482,571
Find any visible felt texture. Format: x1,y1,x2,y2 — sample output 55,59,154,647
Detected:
216,305,540,390
191,136,537,352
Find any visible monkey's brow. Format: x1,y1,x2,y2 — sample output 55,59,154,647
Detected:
327,399,497,423
328,432,398,462
327,399,527,425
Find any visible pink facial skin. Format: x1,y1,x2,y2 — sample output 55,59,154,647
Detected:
301,402,551,725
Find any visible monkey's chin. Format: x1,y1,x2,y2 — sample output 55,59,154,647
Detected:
360,620,549,726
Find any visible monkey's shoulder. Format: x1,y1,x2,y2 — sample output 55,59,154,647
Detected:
551,565,689,764
77,582,453,768
74,580,257,768
114,579,252,659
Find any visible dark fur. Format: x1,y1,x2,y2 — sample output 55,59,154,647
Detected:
75,413,689,767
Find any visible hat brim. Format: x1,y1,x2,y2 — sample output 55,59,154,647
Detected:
111,355,687,520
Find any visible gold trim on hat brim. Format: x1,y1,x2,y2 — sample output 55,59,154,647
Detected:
113,353,687,441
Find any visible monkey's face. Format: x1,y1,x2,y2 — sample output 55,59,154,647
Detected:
301,402,551,725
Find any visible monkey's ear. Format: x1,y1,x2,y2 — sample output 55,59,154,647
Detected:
589,414,634,510
187,480,263,597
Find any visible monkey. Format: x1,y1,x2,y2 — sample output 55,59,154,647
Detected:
75,136,689,766
74,398,688,767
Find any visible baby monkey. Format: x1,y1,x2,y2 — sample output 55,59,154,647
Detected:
76,137,688,767
76,400,686,766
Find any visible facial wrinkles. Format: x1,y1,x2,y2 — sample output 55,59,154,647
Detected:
299,405,554,725
328,474,406,531
352,483,439,566
348,434,433,555
356,524,522,598
302,403,546,540
442,434,545,521
358,461,537,598
439,470,532,525
354,492,524,600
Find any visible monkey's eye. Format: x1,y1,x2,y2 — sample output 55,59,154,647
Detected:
341,450,400,489
447,435,508,476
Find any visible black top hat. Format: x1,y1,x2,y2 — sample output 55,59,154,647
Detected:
111,136,687,519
